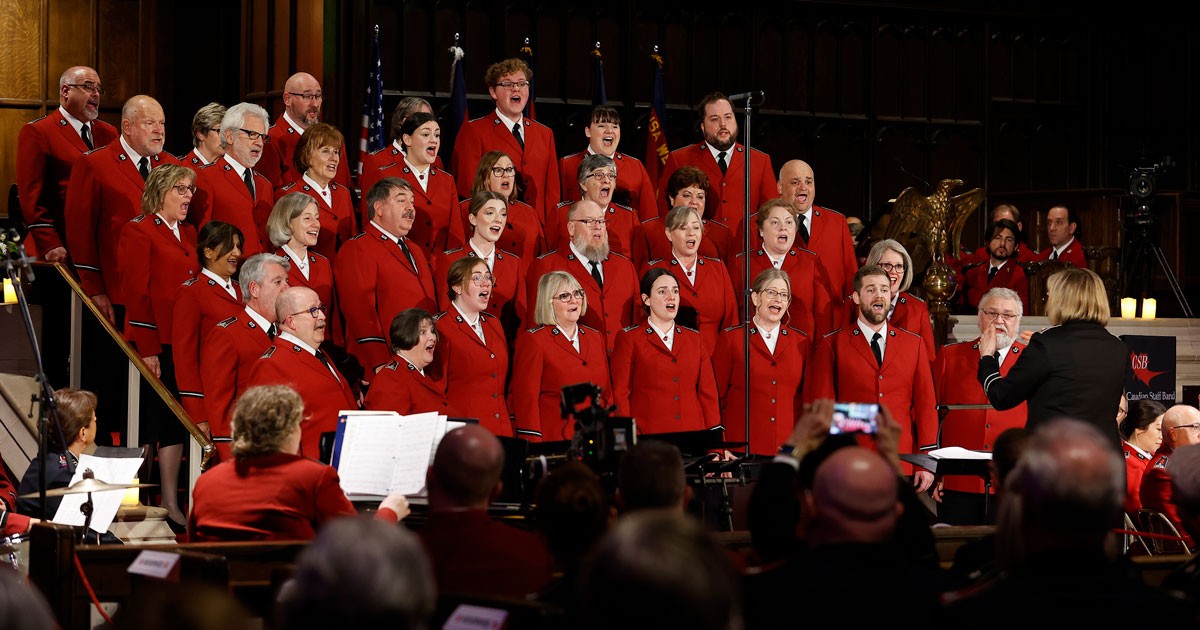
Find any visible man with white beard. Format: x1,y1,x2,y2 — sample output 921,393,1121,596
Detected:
189,102,274,256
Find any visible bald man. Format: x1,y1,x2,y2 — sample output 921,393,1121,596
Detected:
1141,405,1200,548
418,425,553,599
17,65,119,261
65,95,178,323
808,447,903,545
258,72,351,188
777,159,858,301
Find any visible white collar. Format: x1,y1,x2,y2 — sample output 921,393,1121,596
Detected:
302,173,331,196
495,109,522,131
396,352,426,376
403,156,431,178
371,220,403,244
283,111,307,135
222,153,249,178
202,268,233,289
857,318,887,340
706,142,734,163
570,240,602,265
278,331,317,355
282,243,308,269
452,301,482,329
190,148,213,165
244,305,273,331
469,239,496,263
1052,236,1076,256
120,135,148,166
1126,441,1153,459
58,106,87,136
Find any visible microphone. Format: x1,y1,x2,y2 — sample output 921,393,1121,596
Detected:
726,90,765,102
5,229,36,283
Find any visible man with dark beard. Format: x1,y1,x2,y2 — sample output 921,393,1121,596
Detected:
804,265,939,493
962,219,1028,311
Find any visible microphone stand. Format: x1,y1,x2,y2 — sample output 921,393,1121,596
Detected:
739,92,764,459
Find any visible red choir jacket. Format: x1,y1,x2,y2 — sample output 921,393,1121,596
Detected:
962,260,1029,312
646,256,738,352
713,324,810,455
453,197,544,276
258,114,352,189
1140,447,1194,547
796,206,859,304
117,215,199,357
171,274,245,426
934,339,1027,493
189,158,273,256
366,163,464,256
65,142,178,302
200,312,274,460
658,142,776,232
361,142,444,184
433,247,527,337
277,248,334,318
17,111,118,254
334,223,437,377
804,324,939,475
560,151,658,221
526,249,639,353
729,247,836,338
643,215,734,263
546,201,649,269
509,324,611,442
430,310,511,436
247,341,357,459
364,358,450,417
891,293,937,363
274,179,357,259
610,323,722,435
1124,441,1152,515
1033,237,1088,269
451,113,561,223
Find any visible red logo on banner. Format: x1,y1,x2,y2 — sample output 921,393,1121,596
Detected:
1130,352,1166,387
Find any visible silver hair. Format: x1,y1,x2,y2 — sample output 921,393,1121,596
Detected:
219,102,271,148
238,253,290,302
577,153,617,190
979,287,1024,319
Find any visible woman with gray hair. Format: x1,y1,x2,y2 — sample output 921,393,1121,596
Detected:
547,153,648,267
266,192,334,327
863,238,936,361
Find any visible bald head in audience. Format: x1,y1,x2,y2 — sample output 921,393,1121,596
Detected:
806,446,903,545
1162,404,1200,451
427,425,505,510
1168,442,1200,541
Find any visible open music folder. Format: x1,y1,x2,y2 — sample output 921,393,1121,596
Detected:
331,410,465,499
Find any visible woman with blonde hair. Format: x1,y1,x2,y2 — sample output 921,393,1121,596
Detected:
977,267,1127,449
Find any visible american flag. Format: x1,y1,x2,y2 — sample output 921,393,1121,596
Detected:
644,47,670,184
359,25,385,174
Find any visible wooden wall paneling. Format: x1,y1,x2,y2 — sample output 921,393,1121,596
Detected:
873,123,926,216
630,15,660,105
781,20,810,113
269,0,292,102
1059,34,1083,104
928,126,983,185
812,20,842,115
929,27,956,122
662,21,688,105
752,15,784,113
1034,35,1061,104
531,14,563,109
563,13,594,103
899,25,928,120
96,0,141,107
840,22,868,117
399,3,434,94
294,0,323,82
685,12,719,103
595,15,622,105
872,24,901,118
955,29,984,122
2,0,44,104
47,0,94,103
1010,32,1036,102
990,118,1032,192
1029,120,1076,190
810,120,868,219
433,7,465,97
247,0,271,101
0,109,41,218
989,31,1012,102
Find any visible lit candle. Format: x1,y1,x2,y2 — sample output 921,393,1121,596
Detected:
1142,298,1157,320
2,279,15,305
121,477,141,507
1120,297,1136,319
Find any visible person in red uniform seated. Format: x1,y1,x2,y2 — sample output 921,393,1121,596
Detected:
527,200,639,353
646,205,737,351
66,94,176,324
511,271,611,442
199,253,290,461
173,221,245,430
610,268,722,436
189,385,407,542
274,123,356,259
247,287,357,460
266,193,335,328
804,265,938,489
453,151,544,275
361,96,445,177
776,159,858,305
864,239,936,363
189,102,273,256
547,154,647,267
644,166,733,263
431,257,511,436
560,105,658,222
713,268,811,456
933,287,1028,522
954,204,1038,269
435,191,526,345
730,198,836,338
419,424,555,598
365,308,449,416
451,58,560,224
1142,405,1200,549
17,65,118,261
335,178,437,380
118,164,202,528
1121,399,1166,515
257,72,351,189
961,219,1029,312
186,102,226,167
657,92,776,235
16,389,98,519
1034,205,1088,268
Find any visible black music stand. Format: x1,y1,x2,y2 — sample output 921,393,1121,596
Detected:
901,452,994,519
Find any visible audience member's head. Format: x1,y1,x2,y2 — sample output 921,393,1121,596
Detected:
113,583,253,630
427,425,504,509
277,516,436,629
1120,398,1166,453
1167,443,1200,541
1161,405,1200,451
990,427,1031,493
230,385,304,458
805,446,903,545
535,462,613,570
579,511,741,630
617,440,689,513
0,567,56,630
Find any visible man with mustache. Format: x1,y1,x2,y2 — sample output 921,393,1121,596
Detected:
961,219,1029,311
804,265,939,493
247,286,356,460
189,102,274,257
258,72,351,188
657,92,777,236
18,65,118,262
66,95,178,324
933,287,1028,523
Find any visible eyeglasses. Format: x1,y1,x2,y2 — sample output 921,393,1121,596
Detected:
553,289,586,303
490,166,517,177
494,80,530,90
574,218,608,227
288,304,327,318
587,171,618,182
287,91,323,101
1169,423,1200,433
470,272,495,286
66,82,105,95
759,289,791,301
879,262,906,273
238,128,271,143
981,309,1019,321
172,184,198,196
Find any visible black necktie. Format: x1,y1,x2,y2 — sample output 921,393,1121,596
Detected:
716,150,728,175
589,260,604,289
243,168,255,199
267,324,277,341
1049,250,1058,261
798,217,810,246
138,157,149,181
81,125,93,150
397,237,419,274
512,122,524,149
871,332,883,366
314,349,340,382
988,266,999,282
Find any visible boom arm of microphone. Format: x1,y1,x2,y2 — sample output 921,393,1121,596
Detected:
5,229,37,282
726,90,765,103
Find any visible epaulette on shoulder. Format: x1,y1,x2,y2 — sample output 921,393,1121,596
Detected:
555,200,572,209
30,114,49,124
677,324,701,334
945,339,976,348
217,316,238,328
580,324,601,334
383,360,400,371
785,325,809,337
905,293,926,304
722,324,744,333
891,325,921,339
182,277,200,287
526,325,546,333
278,181,298,192
537,249,559,260
607,251,632,262
609,202,634,213
823,327,844,339
131,215,147,223
347,232,367,241
647,258,665,266
701,256,722,264
623,324,641,333
260,346,277,359
433,311,450,322
814,205,847,218
441,247,465,256
498,248,519,260
309,250,329,261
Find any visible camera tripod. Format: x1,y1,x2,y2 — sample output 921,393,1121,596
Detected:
1121,206,1193,317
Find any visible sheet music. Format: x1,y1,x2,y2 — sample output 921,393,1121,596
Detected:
52,454,144,533
928,446,992,460
335,411,448,496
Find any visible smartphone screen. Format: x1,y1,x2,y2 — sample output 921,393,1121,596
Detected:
830,402,880,435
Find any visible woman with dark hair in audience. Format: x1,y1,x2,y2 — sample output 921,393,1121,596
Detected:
430,257,511,436
189,385,408,541
267,192,335,340
458,150,543,272
644,166,732,261
511,271,611,442
610,268,721,435
646,204,737,351
1120,398,1166,514
17,389,99,519
864,238,936,362
275,122,355,257
535,462,614,616
713,269,811,456
365,308,449,416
